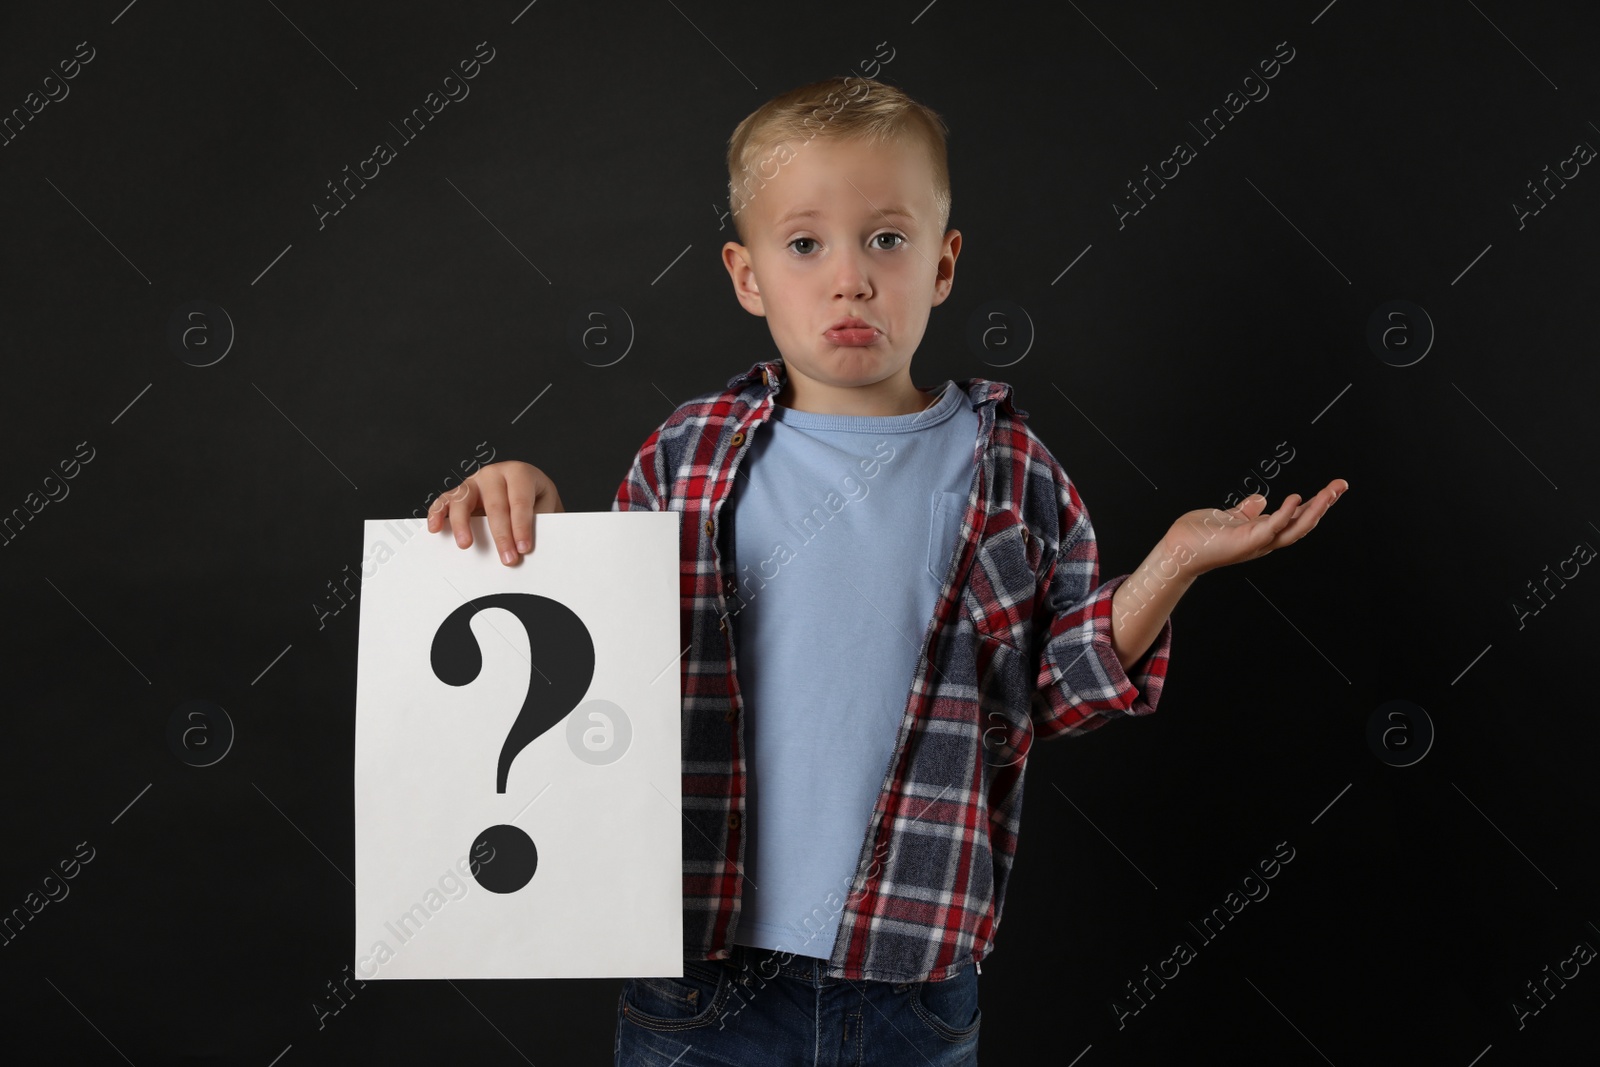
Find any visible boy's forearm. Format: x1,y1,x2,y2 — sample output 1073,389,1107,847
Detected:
1109,538,1196,671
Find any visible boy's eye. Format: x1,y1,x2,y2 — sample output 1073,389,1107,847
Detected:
786,233,907,255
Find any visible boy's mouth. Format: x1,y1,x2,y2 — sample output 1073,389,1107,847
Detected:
825,317,880,346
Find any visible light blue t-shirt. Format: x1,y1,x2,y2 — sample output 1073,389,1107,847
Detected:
725,378,980,959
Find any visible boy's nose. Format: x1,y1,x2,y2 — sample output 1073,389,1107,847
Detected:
832,253,872,299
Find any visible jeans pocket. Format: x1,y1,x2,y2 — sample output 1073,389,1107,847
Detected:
909,963,981,1042
621,959,731,1033
928,490,967,584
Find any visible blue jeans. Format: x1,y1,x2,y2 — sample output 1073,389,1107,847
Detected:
615,943,981,1066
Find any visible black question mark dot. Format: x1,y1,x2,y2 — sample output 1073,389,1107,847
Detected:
470,824,539,894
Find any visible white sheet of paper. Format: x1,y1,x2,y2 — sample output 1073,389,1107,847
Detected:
353,512,682,979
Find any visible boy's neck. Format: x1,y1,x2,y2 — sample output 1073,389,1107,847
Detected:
775,367,937,417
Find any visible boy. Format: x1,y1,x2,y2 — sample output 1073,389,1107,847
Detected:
427,76,1346,1066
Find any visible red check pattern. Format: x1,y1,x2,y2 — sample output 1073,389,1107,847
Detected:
613,356,1172,983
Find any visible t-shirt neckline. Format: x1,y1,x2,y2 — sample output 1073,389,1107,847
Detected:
768,380,963,433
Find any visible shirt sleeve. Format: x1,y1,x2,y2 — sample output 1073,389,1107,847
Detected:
612,426,665,512
1030,459,1172,741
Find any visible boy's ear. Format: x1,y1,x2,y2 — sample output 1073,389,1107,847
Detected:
929,228,962,308
722,241,766,317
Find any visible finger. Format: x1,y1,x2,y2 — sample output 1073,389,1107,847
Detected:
1233,493,1270,518
1272,492,1331,545
1243,493,1297,549
1310,481,1344,508
516,475,563,555
444,478,481,548
1302,482,1344,513
476,472,519,565
508,481,537,557
1285,482,1340,523
532,478,564,514
427,482,466,533
1305,482,1344,526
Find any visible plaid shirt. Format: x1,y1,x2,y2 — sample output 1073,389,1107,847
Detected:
612,356,1173,983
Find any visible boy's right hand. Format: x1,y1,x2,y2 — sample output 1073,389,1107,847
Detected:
426,461,565,566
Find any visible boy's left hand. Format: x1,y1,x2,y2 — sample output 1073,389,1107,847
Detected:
1164,479,1349,580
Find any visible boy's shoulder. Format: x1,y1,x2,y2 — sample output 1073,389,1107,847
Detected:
663,358,783,430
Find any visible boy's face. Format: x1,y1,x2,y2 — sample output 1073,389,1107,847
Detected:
721,133,960,411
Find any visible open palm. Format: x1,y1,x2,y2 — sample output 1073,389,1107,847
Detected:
1166,479,1349,578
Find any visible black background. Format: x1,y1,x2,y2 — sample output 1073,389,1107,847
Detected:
2,1,1597,1064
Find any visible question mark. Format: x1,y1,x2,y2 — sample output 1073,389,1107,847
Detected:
430,593,595,893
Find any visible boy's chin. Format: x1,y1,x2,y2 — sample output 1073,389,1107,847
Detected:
786,347,908,382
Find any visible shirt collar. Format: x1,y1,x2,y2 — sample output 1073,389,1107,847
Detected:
726,357,1028,419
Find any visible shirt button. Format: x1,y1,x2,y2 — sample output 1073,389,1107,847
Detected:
731,431,746,447
724,705,738,722
727,812,741,830
704,519,714,535
1021,526,1030,543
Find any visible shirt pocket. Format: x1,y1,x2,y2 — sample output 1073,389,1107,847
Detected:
927,490,967,584
959,510,1043,652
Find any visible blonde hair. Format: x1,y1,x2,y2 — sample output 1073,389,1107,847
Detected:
724,76,952,245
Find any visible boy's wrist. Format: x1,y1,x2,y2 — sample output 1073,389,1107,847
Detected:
1145,528,1208,587
1108,541,1191,671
